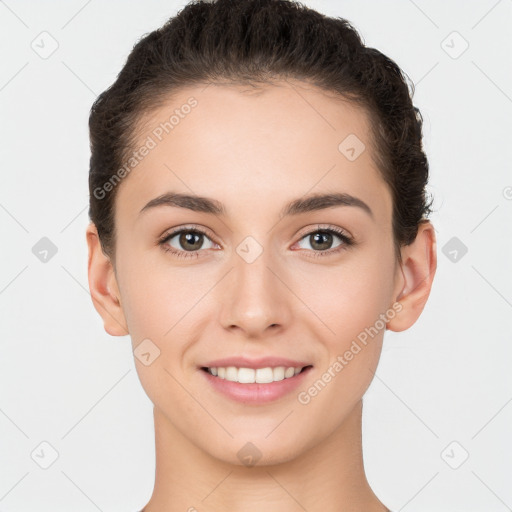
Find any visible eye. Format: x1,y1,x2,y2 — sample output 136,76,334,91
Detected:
158,224,354,259
158,226,219,259
294,225,354,257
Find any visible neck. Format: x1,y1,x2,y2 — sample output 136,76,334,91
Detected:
142,399,388,512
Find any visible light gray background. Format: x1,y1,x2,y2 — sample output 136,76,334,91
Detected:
1,0,511,511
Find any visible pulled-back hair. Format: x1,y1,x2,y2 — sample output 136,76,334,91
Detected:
88,0,433,262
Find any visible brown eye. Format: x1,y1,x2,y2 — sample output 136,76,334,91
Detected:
308,232,335,251
160,228,217,255
177,231,205,251
298,227,354,256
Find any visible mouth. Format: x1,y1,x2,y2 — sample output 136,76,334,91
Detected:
199,363,314,404
200,365,313,384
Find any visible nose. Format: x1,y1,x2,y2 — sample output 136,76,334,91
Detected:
218,246,292,338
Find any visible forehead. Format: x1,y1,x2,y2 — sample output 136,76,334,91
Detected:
115,80,392,225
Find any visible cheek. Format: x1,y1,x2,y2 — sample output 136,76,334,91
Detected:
116,248,207,338
292,263,392,421
116,257,202,405
291,247,395,396
297,254,395,339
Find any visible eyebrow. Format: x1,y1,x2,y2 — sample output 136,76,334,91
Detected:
139,191,373,219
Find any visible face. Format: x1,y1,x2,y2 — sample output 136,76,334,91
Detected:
109,80,403,465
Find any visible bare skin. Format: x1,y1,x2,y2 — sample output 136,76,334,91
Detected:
86,79,436,512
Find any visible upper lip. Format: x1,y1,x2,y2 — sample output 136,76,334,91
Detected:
200,356,313,370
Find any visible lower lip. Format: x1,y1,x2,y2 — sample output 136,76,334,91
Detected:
199,366,313,404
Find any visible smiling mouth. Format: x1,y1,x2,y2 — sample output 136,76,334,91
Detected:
200,365,313,384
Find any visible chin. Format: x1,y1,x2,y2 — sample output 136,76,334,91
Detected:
203,432,308,468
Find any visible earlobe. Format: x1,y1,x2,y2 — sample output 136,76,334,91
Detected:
86,223,129,336
387,221,437,332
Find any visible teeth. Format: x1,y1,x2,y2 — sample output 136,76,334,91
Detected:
207,366,305,383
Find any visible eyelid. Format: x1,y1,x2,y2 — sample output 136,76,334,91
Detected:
158,224,219,244
295,223,352,240
292,224,354,256
158,223,354,258
159,224,351,244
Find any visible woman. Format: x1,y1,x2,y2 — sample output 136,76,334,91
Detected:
86,0,437,510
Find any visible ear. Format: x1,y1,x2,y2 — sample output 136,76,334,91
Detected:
86,222,129,336
387,221,437,332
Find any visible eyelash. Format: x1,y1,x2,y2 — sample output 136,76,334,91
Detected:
157,225,355,259
158,226,214,260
